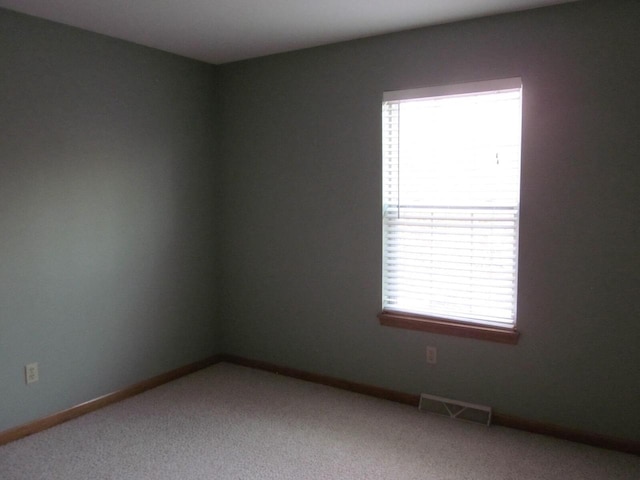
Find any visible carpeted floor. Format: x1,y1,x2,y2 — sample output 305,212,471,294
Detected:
1,362,638,479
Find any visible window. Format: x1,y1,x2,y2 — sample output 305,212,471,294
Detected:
380,78,522,343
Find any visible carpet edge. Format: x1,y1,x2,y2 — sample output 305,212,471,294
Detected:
0,354,223,446
220,354,640,456
2,353,638,456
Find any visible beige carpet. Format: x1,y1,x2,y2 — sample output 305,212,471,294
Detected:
1,363,638,479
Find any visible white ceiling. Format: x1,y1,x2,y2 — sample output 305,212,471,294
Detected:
0,0,578,64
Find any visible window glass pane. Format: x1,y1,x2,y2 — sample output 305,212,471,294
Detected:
398,90,521,208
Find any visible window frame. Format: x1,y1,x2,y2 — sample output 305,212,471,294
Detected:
379,78,523,344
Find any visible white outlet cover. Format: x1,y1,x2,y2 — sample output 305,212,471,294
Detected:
427,346,437,364
25,362,39,384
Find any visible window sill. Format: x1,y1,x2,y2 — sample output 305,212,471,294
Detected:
378,310,519,345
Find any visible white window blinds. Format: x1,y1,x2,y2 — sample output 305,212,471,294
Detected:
382,78,522,327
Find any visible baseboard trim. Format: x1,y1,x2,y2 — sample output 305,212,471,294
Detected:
220,354,421,406
2,353,638,456
0,354,223,447
492,413,640,456
221,354,639,456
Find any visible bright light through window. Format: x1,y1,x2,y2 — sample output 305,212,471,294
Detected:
382,78,522,327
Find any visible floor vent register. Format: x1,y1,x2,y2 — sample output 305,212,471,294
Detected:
419,393,492,426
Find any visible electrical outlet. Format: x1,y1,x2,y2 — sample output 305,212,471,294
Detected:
25,362,39,384
426,346,437,365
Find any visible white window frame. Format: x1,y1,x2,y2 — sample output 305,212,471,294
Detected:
380,78,522,341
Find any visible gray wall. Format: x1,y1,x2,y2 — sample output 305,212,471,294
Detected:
2,0,638,443
218,0,640,441
0,10,220,431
